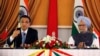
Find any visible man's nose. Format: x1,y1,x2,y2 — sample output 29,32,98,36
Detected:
22,22,27,24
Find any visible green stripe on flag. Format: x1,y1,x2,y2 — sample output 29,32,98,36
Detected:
72,22,79,36
93,34,97,39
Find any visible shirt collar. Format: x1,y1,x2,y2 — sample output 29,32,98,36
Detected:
21,29,28,34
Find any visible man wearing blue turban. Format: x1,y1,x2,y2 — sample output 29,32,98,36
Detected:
68,16,99,49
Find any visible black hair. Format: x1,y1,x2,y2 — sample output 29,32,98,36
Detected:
19,15,31,22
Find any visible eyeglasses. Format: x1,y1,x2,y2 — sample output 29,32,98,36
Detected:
78,24,86,26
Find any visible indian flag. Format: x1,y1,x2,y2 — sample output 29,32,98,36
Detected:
20,0,28,9
18,0,28,27
93,28,100,44
72,0,84,35
72,0,100,46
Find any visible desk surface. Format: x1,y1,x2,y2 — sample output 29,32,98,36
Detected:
0,49,100,56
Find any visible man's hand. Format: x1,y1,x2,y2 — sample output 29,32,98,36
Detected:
20,44,32,49
12,29,20,38
78,42,86,49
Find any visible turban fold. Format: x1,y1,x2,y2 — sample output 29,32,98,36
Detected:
77,16,91,28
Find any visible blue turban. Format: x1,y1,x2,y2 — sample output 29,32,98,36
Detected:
77,16,91,28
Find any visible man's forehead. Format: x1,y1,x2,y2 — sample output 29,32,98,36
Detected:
21,18,29,21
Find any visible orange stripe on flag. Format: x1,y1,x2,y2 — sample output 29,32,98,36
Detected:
93,28,100,37
24,0,28,9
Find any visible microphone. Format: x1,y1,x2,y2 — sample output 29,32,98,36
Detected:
3,40,10,48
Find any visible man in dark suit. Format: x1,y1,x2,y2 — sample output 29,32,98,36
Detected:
68,16,99,49
7,15,38,49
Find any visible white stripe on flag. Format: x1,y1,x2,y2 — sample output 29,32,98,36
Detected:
20,0,26,6
72,0,84,35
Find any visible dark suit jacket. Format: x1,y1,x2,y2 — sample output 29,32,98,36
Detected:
7,28,38,48
72,32,93,47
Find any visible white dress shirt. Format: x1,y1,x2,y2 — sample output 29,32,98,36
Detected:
10,29,28,42
68,36,100,48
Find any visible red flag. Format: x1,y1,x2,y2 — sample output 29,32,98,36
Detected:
47,0,58,38
0,28,8,40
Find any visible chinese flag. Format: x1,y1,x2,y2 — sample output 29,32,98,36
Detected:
47,0,58,38
0,29,8,40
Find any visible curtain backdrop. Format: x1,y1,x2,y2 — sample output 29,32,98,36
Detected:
0,0,74,33
0,0,19,44
83,0,100,32
28,0,74,26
